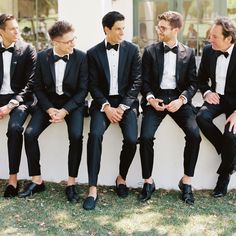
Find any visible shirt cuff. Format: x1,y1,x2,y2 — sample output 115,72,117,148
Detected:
101,102,110,112
179,95,187,104
203,90,212,98
119,104,130,111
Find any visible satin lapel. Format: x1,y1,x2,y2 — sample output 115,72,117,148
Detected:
118,41,127,86
226,44,236,80
47,49,56,84
10,42,21,79
176,44,186,82
210,50,217,79
97,41,110,86
63,52,74,80
157,43,164,86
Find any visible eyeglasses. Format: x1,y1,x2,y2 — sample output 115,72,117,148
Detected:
54,36,77,45
155,25,172,32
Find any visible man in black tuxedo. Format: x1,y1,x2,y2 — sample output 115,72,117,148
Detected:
0,14,36,198
83,11,142,210
18,21,88,202
139,11,201,205
196,17,236,197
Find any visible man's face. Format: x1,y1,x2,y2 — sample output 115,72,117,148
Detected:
156,19,178,43
105,20,125,44
53,31,76,55
209,24,232,51
0,19,20,45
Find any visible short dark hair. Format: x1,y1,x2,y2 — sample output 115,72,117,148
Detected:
0,14,15,29
48,20,74,40
158,11,183,29
214,16,236,43
102,11,125,30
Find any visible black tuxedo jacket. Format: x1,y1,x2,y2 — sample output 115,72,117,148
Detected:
198,44,236,110
34,48,88,113
0,40,36,105
87,40,142,110
141,42,197,106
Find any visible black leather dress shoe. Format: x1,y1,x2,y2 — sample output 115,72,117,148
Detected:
18,181,45,198
65,185,79,203
115,180,128,198
213,174,230,198
4,184,19,198
178,179,194,205
139,182,156,202
83,196,98,210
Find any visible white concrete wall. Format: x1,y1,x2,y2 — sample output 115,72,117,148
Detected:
1,1,235,190
0,93,235,190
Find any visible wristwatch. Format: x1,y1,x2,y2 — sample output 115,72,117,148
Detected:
7,99,19,109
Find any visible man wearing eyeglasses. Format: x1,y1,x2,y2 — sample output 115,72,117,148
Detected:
18,21,88,203
139,11,201,205
0,14,36,198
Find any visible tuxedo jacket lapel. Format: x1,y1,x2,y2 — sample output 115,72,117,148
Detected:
118,42,128,86
226,44,236,80
157,43,164,86
97,41,110,87
46,49,56,84
63,52,74,81
10,42,21,79
176,44,185,82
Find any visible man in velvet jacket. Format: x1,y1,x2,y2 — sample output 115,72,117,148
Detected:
83,11,142,210
18,21,88,203
197,16,236,198
0,14,36,198
139,11,201,205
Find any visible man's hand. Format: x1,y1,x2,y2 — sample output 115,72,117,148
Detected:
205,92,220,104
166,98,183,113
225,112,236,134
148,97,165,111
104,104,123,124
0,105,12,119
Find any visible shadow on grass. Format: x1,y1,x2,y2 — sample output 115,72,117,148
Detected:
0,180,235,235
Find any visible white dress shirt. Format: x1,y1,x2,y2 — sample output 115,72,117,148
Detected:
215,44,234,95
53,50,69,95
160,42,178,89
106,40,119,96
0,42,15,95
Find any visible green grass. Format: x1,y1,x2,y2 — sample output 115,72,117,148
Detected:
0,180,235,236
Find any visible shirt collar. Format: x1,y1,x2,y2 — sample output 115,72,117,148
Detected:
226,43,234,56
1,42,15,49
163,41,178,49
53,48,69,60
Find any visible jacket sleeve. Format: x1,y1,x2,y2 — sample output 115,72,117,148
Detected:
180,48,198,101
120,45,142,107
34,53,54,111
14,44,36,103
198,46,212,95
63,53,88,113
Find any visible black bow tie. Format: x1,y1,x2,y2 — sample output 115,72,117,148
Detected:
216,50,229,58
54,54,69,62
106,42,119,51
164,45,178,54
0,47,14,53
